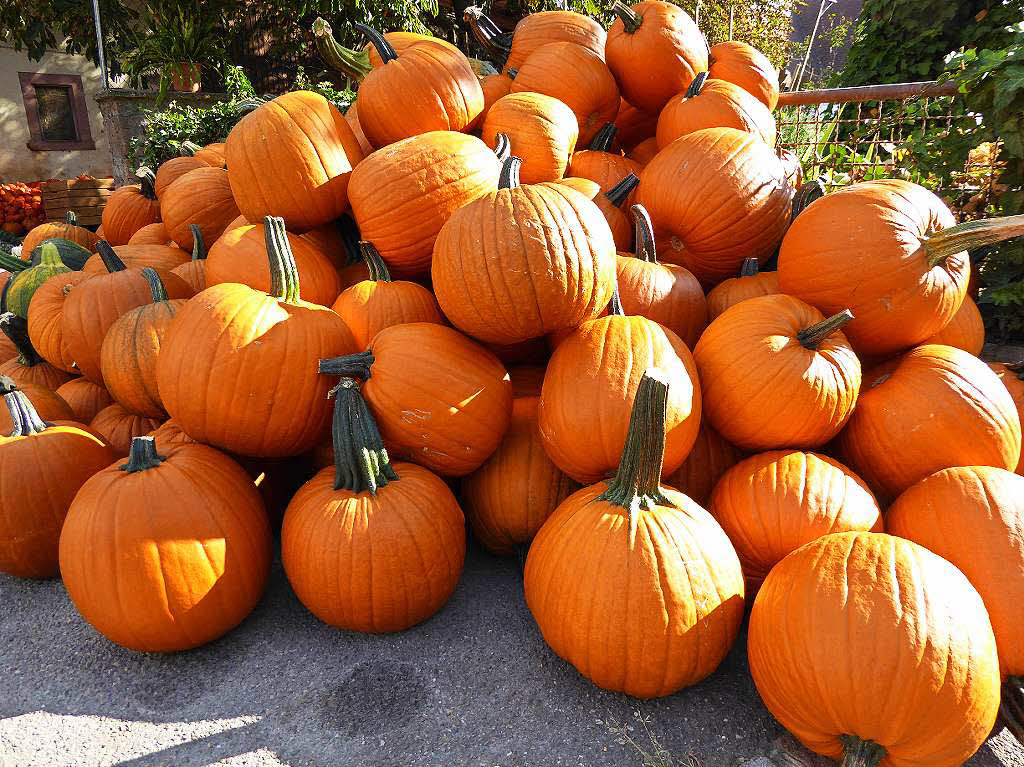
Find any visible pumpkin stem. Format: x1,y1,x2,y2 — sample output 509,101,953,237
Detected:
314,17,372,81
326,376,399,494
739,257,760,277
120,436,166,473
361,241,392,282
141,267,168,303
605,173,639,209
792,177,825,222
923,214,1024,267
839,736,885,767
354,23,398,65
613,1,643,33
179,141,201,157
2,379,49,437
1001,675,1024,744
0,251,29,273
65,211,78,227
507,68,518,79
319,350,375,379
37,242,65,269
493,133,511,163
797,309,854,349
190,224,206,261
96,241,127,273
263,216,301,304
499,156,522,190
630,204,658,263
596,370,671,518
589,122,618,152
335,213,363,267
136,167,157,200
685,71,709,98
608,283,624,316
463,6,512,62
0,313,41,367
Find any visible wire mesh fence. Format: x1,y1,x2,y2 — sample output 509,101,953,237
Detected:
775,81,1005,220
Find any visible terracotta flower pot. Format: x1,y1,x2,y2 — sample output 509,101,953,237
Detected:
169,62,201,93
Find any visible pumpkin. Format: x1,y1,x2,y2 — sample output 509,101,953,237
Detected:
6,242,71,318
663,419,743,507
0,313,73,390
89,403,162,457
706,257,780,319
566,123,643,208
480,72,515,123
538,298,700,483
127,222,172,245
21,212,98,256
320,323,512,477
281,375,465,632
432,156,617,345
331,241,444,349
154,155,205,198
605,0,708,114
26,270,89,373
626,136,658,165
0,382,115,578
511,42,619,146
838,344,1022,501
711,450,882,594
353,25,484,148
226,91,364,232
82,242,190,275
100,168,161,245
343,101,374,155
748,531,1000,767
554,174,638,251
194,142,227,168
299,213,361,275
99,268,185,418
613,99,658,151
27,238,91,270
485,338,549,367
62,244,193,383
55,377,113,424
59,436,272,652
481,93,579,183
206,217,342,307
887,466,1024,741
615,203,707,348
0,377,73,432
159,166,240,252
922,294,984,354
157,217,358,458
777,184,1024,357
348,131,501,277
637,127,793,284
708,41,779,110
508,364,547,398
169,225,209,292
695,295,860,450
990,361,1024,475
503,10,606,74
525,371,744,698
656,73,777,149
463,396,576,556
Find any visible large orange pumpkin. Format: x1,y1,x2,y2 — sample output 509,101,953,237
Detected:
656,73,777,149
27,270,89,373
525,371,744,698
100,168,161,245
922,294,984,354
432,156,617,345
838,344,1021,500
663,419,743,507
990,361,1024,475
89,403,162,457
154,155,205,198
748,532,1000,767
22,212,98,255
0,313,73,390
226,91,364,233
708,41,779,110
481,93,579,183
159,166,240,252
499,10,606,74
706,257,779,319
0,383,115,578
59,437,272,652
55,377,113,424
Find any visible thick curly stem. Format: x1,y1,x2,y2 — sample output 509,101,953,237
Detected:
314,17,372,81
179,141,201,157
2,379,48,437
797,309,854,349
120,436,166,473
499,156,522,190
263,216,301,304
631,204,657,263
924,214,1024,267
136,167,157,199
605,173,639,209
360,241,392,282
463,6,511,62
839,736,885,767
493,133,511,163
792,177,826,222
613,1,643,32
0,251,28,273
608,283,624,316
326,376,399,494
354,23,398,65
65,211,78,227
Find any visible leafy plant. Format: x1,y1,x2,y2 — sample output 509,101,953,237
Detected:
0,0,138,69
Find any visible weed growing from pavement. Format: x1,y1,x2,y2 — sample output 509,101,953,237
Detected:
602,709,701,767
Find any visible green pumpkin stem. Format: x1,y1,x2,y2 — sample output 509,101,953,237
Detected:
797,309,854,349
65,211,78,227
464,7,512,60
493,133,511,163
263,216,301,304
37,242,64,269
313,17,373,81
1001,675,1024,743
179,141,201,157
96,241,127,273
355,23,398,64
596,371,671,517
326,376,398,494
792,177,825,222
190,224,206,260
739,257,760,277
839,736,885,767
141,268,168,303
136,167,157,199
589,122,618,152
2,380,48,437
604,173,639,209
499,156,522,190
0,313,42,367
612,1,643,33
631,204,657,263
120,436,166,473
0,251,28,273
923,214,1024,267
319,350,375,379
685,71,709,98
360,241,392,282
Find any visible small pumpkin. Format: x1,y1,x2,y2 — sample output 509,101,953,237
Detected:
55,377,113,424
482,93,579,183
566,123,643,208
613,99,658,151
922,294,984,354
100,168,161,245
554,173,639,251
0,377,73,432
127,222,173,245
706,257,779,319
193,141,227,168
656,73,777,149
663,419,743,507
27,270,89,373
6,242,71,318
169,225,209,292
708,41,779,110
159,166,240,252
0,313,73,390
626,136,658,165
154,155,205,198
89,402,162,457
22,212,98,256
990,361,1024,475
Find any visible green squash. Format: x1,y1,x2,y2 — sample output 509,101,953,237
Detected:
29,237,91,270
7,243,71,319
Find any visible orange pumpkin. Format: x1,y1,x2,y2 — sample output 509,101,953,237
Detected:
100,168,161,245
27,271,89,373
708,41,779,110
22,212,98,255
613,99,658,151
154,155,205,198
127,221,173,245
626,136,659,165
479,72,515,123
82,243,190,274
990,361,1024,475
194,142,226,168
706,257,780,319
0,377,73,432
0,313,73,390
343,101,374,155
554,174,638,251
60,437,272,652
159,166,240,252
663,419,743,507
89,403,162,457
656,73,777,149
566,123,643,208
55,377,113,424
502,10,606,74
922,294,984,354
482,93,579,183
169,224,209,292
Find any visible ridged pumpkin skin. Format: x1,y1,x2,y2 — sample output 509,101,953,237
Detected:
170,257,207,293
566,147,643,209
59,441,273,652
479,73,514,123
282,461,465,632
432,178,617,345
637,128,792,284
695,294,861,451
331,271,444,350
27,271,89,373
711,451,882,593
539,315,701,483
462,397,576,555
605,1,707,114
100,181,161,245
888,466,1024,679
778,180,969,357
838,345,1021,501
615,254,707,349
656,78,777,149
226,91,365,233
923,294,984,354
0,337,73,391
990,362,1024,474
6,248,70,319
82,244,190,275
0,383,73,431
348,131,501,277
504,10,607,73
664,420,743,507
22,217,98,255
89,403,163,457
362,31,461,68
706,265,779,319
55,378,113,424
554,177,633,250
627,136,659,165
159,167,240,252
511,42,619,146
206,224,342,308
194,142,226,168
127,221,172,245
482,93,579,183
748,532,1000,767
709,41,779,110
154,156,205,198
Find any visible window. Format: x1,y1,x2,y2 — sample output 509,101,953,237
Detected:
19,73,96,151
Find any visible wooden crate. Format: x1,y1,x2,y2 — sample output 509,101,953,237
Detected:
42,178,116,227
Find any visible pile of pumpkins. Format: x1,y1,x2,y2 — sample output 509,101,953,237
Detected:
2,3,1024,765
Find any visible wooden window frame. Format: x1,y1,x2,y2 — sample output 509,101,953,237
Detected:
19,72,96,151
